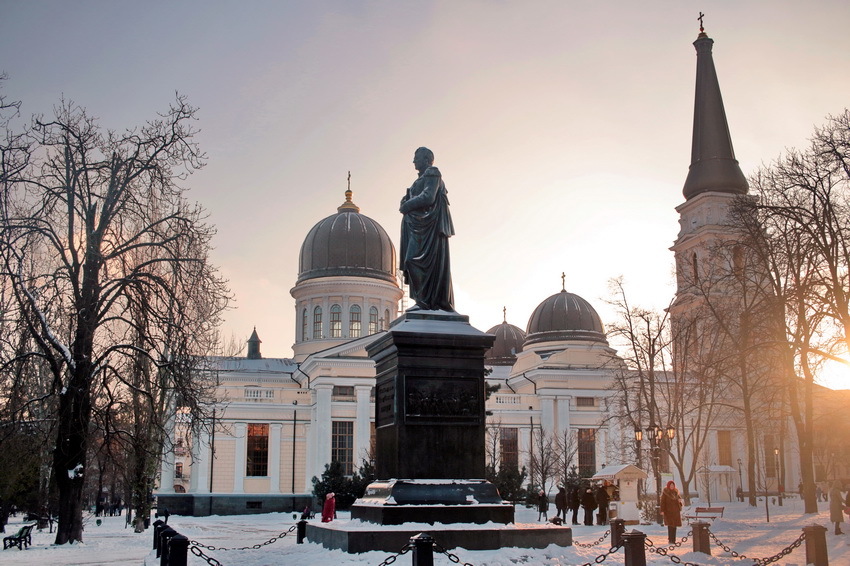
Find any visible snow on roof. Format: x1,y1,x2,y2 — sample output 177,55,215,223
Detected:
591,464,648,480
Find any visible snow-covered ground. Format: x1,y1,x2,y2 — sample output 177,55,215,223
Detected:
3,498,848,565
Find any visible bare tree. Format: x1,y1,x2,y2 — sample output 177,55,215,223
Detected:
0,95,229,543
527,424,557,496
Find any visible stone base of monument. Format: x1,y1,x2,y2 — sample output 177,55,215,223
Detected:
349,479,514,525
306,519,572,553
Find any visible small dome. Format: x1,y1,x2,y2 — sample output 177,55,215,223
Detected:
298,191,396,284
525,290,606,346
485,321,526,366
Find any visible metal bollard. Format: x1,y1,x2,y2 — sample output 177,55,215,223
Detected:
159,526,177,563
168,534,190,566
610,518,626,549
802,524,828,566
297,519,307,544
620,529,647,566
152,520,164,550
410,532,435,566
692,521,711,555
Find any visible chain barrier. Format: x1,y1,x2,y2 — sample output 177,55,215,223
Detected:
577,543,622,566
190,543,223,566
572,529,610,548
433,541,475,566
375,542,412,566
644,537,706,566
707,530,748,559
189,524,297,551
748,531,805,566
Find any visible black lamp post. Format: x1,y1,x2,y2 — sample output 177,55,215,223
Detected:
291,400,298,495
774,448,782,506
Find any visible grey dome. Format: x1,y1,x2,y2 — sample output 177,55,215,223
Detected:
525,290,606,346
298,192,397,284
485,321,526,366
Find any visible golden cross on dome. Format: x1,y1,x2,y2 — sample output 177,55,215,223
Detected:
561,272,566,292
503,306,507,323
347,170,351,191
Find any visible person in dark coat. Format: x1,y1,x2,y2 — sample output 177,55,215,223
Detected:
568,486,581,525
580,487,597,526
660,481,683,543
595,482,611,524
555,487,567,521
536,489,549,521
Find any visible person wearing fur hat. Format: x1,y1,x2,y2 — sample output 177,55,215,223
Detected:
660,480,683,544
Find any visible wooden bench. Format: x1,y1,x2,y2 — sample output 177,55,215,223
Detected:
684,506,725,523
3,524,35,550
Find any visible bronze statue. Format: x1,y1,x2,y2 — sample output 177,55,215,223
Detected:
399,147,455,311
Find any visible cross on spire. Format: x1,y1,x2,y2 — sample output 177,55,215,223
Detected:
561,272,566,292
347,170,351,191
698,12,705,33
503,306,507,323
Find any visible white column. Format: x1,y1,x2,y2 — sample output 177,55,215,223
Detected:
556,396,571,435
520,425,532,472
193,429,211,494
314,385,333,474
540,396,555,434
233,422,246,494
355,385,372,464
269,423,282,493
597,429,608,468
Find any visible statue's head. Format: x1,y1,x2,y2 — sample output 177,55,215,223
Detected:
413,147,434,170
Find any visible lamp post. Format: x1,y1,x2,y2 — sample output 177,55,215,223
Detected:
291,401,298,495
737,458,743,502
634,427,643,499
774,448,782,506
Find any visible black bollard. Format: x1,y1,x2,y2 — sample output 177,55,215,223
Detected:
620,529,647,566
297,519,307,544
159,526,177,563
802,524,828,566
692,521,711,555
152,520,165,550
168,534,190,566
610,518,626,549
410,532,435,566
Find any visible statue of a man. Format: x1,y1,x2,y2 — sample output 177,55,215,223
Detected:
399,147,455,311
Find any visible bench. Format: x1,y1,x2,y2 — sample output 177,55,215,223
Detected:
3,524,35,550
684,506,725,523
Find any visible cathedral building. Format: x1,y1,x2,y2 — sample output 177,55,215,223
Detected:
157,27,820,515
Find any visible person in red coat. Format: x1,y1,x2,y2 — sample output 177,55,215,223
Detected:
321,492,336,523
660,481,683,543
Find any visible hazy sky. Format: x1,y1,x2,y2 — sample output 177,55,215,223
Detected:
3,1,849,387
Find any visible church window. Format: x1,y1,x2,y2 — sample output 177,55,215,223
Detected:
577,429,596,477
330,304,342,338
349,305,361,338
246,424,269,477
718,430,732,466
175,462,183,478
576,397,595,407
764,434,777,478
691,252,699,283
384,309,390,330
313,306,322,339
732,245,744,277
369,307,379,335
332,421,354,475
332,385,355,401
500,427,519,469
301,309,308,341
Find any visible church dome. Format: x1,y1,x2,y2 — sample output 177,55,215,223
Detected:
485,319,526,366
298,190,397,284
525,289,606,346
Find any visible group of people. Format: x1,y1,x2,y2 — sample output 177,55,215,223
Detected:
537,481,616,526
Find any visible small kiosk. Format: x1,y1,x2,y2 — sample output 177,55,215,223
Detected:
592,464,648,524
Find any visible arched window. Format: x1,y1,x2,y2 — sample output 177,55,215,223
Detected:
313,306,322,339
383,309,390,330
349,305,361,338
691,252,699,283
330,304,342,338
301,308,308,341
369,307,379,335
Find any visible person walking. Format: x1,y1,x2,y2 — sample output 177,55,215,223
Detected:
660,480,683,544
536,489,549,522
828,481,844,535
595,482,611,525
568,486,581,525
581,487,597,526
321,492,336,523
555,487,567,521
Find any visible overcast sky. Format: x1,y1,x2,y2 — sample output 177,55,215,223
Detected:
2,1,849,387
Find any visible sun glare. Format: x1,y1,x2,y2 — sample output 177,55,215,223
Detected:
818,357,850,391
